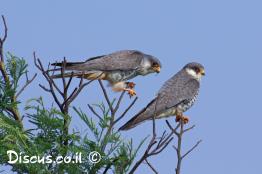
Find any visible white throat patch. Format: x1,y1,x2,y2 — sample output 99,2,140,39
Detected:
141,58,152,69
186,68,201,81
139,58,152,75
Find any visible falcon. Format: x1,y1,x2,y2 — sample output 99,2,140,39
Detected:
119,62,205,130
51,50,161,97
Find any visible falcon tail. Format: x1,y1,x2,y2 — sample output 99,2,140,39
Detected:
50,72,85,79
50,71,106,80
51,62,84,67
118,114,143,131
118,99,156,131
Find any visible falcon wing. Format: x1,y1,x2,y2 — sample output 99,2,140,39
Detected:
157,77,199,111
119,78,199,131
68,50,144,71
134,71,200,118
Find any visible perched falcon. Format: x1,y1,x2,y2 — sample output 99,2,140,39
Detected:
51,50,161,97
119,62,205,130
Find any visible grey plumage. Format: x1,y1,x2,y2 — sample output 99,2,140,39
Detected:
119,62,205,130
51,50,161,84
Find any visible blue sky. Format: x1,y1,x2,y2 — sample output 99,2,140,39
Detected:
1,0,262,173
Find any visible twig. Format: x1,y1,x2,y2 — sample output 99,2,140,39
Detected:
34,54,63,111
183,125,195,133
34,52,95,146
88,104,102,121
114,97,138,124
166,119,201,174
1,16,7,43
98,80,114,114
145,159,158,174
99,80,115,151
16,73,37,98
0,15,9,82
99,81,138,152
0,15,8,62
114,91,125,113
128,96,174,174
181,140,202,159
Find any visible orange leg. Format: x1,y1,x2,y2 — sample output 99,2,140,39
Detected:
123,88,136,97
126,82,136,89
112,82,136,97
175,113,189,124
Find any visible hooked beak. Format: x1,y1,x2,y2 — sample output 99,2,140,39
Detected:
153,66,161,73
200,68,205,76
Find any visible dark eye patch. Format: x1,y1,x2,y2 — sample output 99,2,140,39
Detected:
193,67,200,73
152,62,159,67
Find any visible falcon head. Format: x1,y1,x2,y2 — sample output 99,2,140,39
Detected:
184,62,205,80
140,55,162,75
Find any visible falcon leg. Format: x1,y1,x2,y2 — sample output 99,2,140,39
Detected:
125,82,136,89
124,82,136,97
123,88,136,98
111,82,136,97
175,113,189,124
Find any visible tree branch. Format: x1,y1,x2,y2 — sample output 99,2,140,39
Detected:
145,159,158,174
0,15,22,125
0,15,8,62
114,96,138,124
16,73,37,98
88,104,103,121
34,52,95,146
181,140,202,159
166,119,201,174
128,96,175,174
98,80,139,152
98,80,114,115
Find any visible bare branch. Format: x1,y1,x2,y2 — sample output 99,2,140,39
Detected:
88,104,102,121
98,80,114,114
1,15,7,43
34,53,97,146
166,120,180,136
183,125,195,133
128,96,175,174
173,145,178,152
66,78,94,106
16,73,37,98
114,96,138,124
34,53,63,111
0,15,9,81
181,140,202,159
64,72,74,91
39,84,51,92
114,91,125,113
145,159,158,174
167,118,201,174
0,15,8,62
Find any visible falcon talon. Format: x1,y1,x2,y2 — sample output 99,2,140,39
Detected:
182,116,189,124
175,115,189,124
175,115,182,122
126,82,136,89
127,89,136,97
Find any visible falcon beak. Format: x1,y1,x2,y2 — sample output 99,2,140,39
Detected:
153,66,161,73
200,69,205,76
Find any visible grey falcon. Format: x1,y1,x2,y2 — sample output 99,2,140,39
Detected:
119,62,205,130
51,50,161,97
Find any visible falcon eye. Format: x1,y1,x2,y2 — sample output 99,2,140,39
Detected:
193,67,200,73
152,62,159,67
